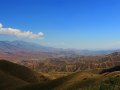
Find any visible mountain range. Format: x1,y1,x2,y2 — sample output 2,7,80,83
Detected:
0,41,120,90
0,40,118,59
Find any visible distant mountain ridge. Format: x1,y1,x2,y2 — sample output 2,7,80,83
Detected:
0,40,118,55
0,40,120,63
0,40,55,52
0,41,57,62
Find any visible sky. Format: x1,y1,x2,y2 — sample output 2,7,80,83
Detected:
0,0,120,49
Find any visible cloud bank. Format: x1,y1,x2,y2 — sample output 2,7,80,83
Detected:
0,23,44,40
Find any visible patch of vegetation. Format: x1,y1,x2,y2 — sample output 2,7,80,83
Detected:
99,75,120,90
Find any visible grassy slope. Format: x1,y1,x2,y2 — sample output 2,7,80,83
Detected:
41,72,72,80
99,75,120,90
14,71,100,90
15,69,120,90
0,70,28,90
0,60,119,90
0,60,48,83
0,60,49,90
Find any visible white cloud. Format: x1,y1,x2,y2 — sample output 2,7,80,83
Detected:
0,23,44,40
0,23,3,28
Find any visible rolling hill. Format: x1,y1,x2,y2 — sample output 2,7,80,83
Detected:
0,60,49,90
0,60,119,90
14,67,120,90
0,60,41,83
0,70,28,90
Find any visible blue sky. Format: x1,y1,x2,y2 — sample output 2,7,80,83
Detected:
0,0,120,49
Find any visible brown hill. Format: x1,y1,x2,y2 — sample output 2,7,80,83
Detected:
0,60,119,90
19,52,120,73
14,70,120,90
0,60,49,90
0,70,28,90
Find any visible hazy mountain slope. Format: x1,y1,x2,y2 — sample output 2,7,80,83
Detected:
0,41,117,59
0,41,79,61
0,41,49,52
0,41,55,62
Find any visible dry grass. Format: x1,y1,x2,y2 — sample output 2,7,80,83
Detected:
0,60,120,90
